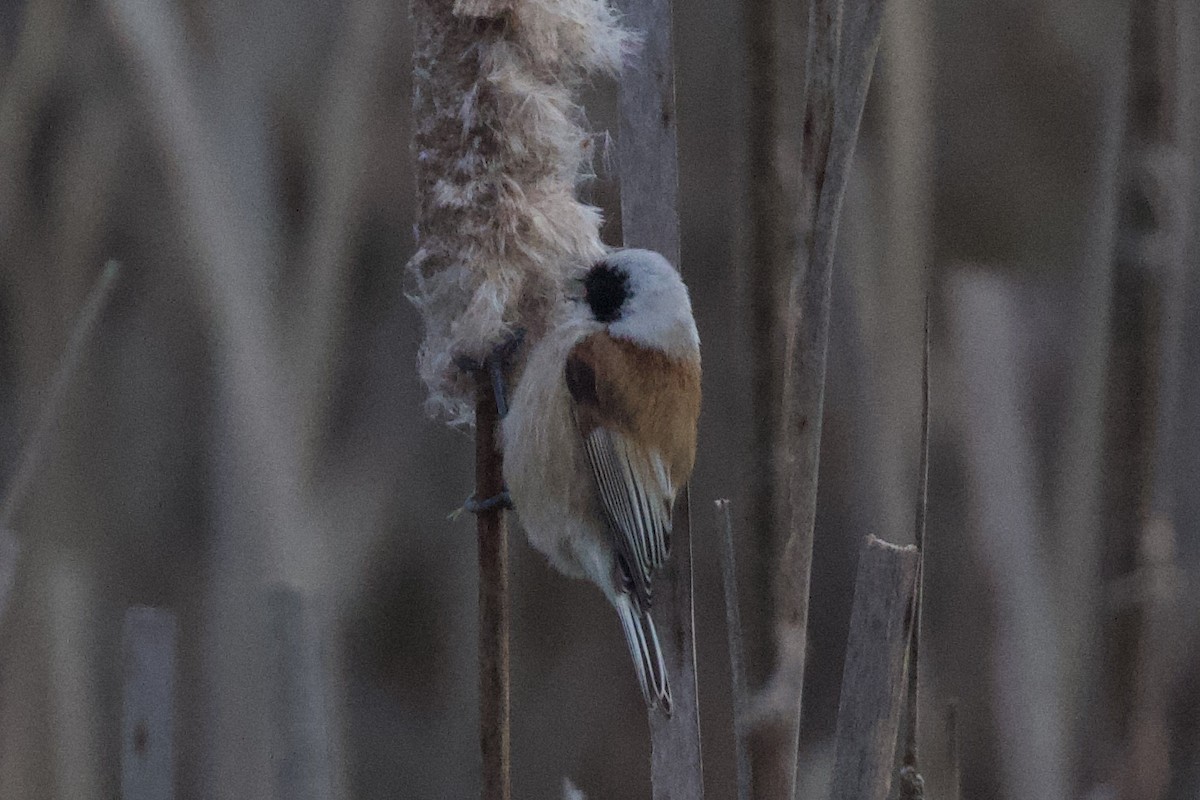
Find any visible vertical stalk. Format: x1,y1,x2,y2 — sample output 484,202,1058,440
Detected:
946,702,962,800
1097,1,1189,796
828,537,919,800
898,297,930,800
744,0,788,690
717,500,752,800
476,381,511,800
614,0,704,795
752,1,889,797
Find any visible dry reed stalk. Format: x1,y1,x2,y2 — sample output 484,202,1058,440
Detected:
946,702,961,800
871,0,933,543
1095,1,1190,795
897,297,930,800
1113,6,1191,795
717,500,752,800
743,0,809,710
744,0,801,664
749,1,889,796
828,536,919,800
612,0,703,794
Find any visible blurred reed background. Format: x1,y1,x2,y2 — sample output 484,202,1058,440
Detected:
0,0,1198,798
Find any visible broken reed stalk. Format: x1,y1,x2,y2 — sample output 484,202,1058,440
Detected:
898,296,930,800
613,0,704,794
828,536,919,800
752,0,889,797
476,382,511,800
717,500,752,800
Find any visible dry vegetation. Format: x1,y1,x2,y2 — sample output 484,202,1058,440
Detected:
0,0,1198,798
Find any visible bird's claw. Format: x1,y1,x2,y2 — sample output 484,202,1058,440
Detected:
463,489,513,514
453,329,525,419
453,329,526,375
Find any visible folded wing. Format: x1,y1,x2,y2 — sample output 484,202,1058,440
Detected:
582,426,673,609
565,336,681,612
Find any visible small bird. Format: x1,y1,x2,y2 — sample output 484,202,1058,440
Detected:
502,248,701,712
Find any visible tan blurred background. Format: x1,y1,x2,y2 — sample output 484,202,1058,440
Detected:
1,0,1198,798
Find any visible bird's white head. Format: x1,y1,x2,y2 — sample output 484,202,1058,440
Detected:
575,249,700,362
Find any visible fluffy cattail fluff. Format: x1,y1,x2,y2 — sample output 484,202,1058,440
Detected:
408,0,634,425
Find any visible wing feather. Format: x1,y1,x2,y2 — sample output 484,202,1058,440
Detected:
584,433,642,570
582,426,673,611
565,336,692,612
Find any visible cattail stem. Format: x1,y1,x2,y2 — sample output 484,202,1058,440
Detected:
476,378,511,800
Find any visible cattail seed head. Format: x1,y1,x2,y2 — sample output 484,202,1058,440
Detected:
408,0,634,425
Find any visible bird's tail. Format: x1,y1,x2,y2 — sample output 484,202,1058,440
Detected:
615,595,672,714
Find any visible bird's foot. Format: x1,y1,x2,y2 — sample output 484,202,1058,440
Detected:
453,329,525,419
463,488,514,514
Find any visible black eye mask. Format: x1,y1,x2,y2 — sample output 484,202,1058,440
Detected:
583,261,631,323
